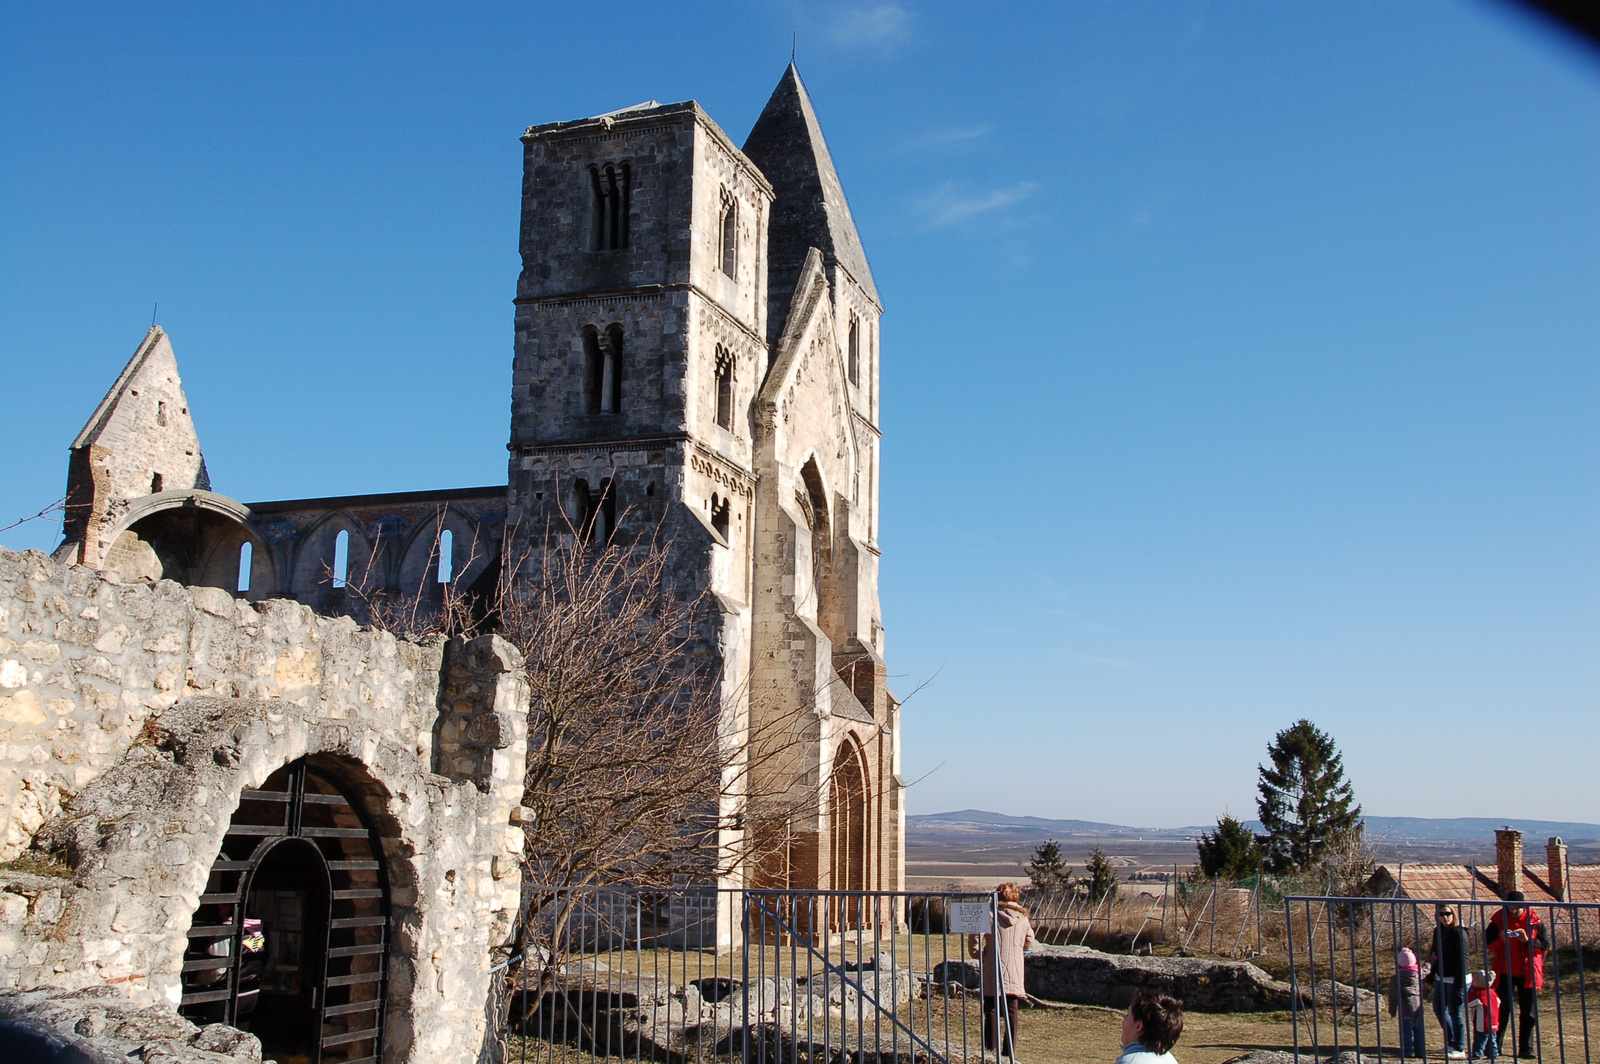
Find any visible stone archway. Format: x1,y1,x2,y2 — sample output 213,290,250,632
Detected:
180,757,391,1064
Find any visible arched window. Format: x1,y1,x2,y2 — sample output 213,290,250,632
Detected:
711,493,730,540
589,162,631,250
332,529,349,588
719,191,738,278
714,346,734,431
437,528,453,584
595,478,616,547
583,326,624,415
847,315,860,387
236,541,252,594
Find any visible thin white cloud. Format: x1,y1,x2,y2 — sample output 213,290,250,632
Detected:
828,4,913,48
900,123,992,152
916,181,1040,230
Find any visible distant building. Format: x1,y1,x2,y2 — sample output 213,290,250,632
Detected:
1367,829,1600,905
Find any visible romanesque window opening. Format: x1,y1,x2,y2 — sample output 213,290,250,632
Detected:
436,528,453,584
847,316,859,387
711,492,729,540
714,346,734,430
150,472,164,493
237,541,252,593
179,758,390,1063
583,326,624,415
572,478,615,546
719,190,738,278
332,529,349,588
157,400,168,426
589,162,631,250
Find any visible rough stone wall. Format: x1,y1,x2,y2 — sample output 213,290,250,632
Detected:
0,547,528,1064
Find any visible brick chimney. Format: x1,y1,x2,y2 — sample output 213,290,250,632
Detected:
1496,829,1524,898
1547,837,1569,901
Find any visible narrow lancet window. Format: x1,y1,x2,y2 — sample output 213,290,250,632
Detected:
847,316,860,387
437,528,453,584
237,541,252,593
714,346,734,430
719,191,738,278
332,529,349,588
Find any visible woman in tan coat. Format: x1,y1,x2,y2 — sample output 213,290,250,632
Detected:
967,882,1035,1055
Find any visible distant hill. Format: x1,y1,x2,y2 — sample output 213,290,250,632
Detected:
909,809,1600,844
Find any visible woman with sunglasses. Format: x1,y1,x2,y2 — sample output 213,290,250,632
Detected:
1430,905,1470,1059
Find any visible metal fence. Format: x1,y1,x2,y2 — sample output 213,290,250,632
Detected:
503,888,1022,1064
1286,895,1599,1064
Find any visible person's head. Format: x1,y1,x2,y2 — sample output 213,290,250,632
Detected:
1473,970,1494,989
997,882,1022,904
1396,948,1419,971
1436,905,1457,925
1122,989,1184,1054
1505,890,1527,917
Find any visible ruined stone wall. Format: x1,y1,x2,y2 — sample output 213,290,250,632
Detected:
0,547,528,1064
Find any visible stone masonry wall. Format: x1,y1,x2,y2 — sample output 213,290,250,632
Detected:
0,547,529,1064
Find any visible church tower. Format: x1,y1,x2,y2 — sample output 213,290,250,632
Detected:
505,69,901,894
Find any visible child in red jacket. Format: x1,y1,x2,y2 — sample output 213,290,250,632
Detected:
1468,970,1500,1060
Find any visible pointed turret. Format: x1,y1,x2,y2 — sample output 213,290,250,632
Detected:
742,65,879,345
59,327,210,565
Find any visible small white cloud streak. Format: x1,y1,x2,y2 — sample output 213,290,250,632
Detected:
828,4,913,48
916,181,1040,230
901,123,992,151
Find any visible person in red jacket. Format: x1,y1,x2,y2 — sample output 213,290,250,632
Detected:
1485,892,1550,1059
1468,970,1501,1061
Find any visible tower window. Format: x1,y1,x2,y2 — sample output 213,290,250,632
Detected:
589,162,632,250
150,472,164,493
437,528,454,584
711,493,730,540
583,325,624,415
157,401,168,426
332,529,349,588
847,316,860,387
719,191,738,279
714,346,734,431
574,478,616,546
237,541,252,593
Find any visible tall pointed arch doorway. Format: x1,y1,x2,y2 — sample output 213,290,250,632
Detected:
180,758,390,1063
828,737,869,928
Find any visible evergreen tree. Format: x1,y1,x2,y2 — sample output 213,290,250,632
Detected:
1027,839,1073,892
1085,844,1119,902
1195,815,1265,880
1256,719,1363,873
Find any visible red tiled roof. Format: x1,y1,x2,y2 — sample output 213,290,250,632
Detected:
1370,862,1600,905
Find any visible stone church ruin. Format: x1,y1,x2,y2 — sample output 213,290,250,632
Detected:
2,66,901,1062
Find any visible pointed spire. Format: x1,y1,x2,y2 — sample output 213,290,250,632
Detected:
743,65,879,343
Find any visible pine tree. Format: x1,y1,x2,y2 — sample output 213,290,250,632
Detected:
1256,719,1363,873
1027,839,1073,893
1195,815,1265,880
1085,844,1119,903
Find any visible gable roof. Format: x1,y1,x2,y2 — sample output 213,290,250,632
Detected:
742,65,879,343
72,326,171,449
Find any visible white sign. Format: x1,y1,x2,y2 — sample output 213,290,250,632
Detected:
947,902,993,934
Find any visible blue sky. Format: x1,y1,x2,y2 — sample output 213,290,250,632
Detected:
2,2,1596,827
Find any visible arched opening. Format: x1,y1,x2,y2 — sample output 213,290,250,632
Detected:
180,759,390,1063
437,528,454,584
332,530,350,589
719,192,738,278
237,541,253,593
828,739,869,927
714,346,734,431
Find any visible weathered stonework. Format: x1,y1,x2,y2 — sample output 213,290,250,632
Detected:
0,547,527,1063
